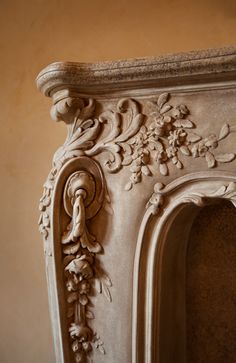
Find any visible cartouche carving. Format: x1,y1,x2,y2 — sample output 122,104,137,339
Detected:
63,169,112,363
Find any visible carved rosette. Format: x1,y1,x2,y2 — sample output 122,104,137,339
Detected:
38,88,236,362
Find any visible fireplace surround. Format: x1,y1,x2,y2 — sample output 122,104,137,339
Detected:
37,47,236,363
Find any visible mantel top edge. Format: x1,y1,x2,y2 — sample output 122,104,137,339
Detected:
36,46,236,97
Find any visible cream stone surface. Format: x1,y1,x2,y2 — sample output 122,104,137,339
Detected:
37,48,236,363
2,1,236,363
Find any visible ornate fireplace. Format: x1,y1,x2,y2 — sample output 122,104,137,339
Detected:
37,47,236,363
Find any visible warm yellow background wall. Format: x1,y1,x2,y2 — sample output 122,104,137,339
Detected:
0,0,235,362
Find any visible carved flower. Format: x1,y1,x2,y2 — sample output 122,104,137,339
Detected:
172,104,189,119
166,146,177,158
78,280,90,295
133,126,148,146
66,278,77,292
75,351,86,363
130,172,141,184
65,255,93,279
73,342,91,363
155,149,168,163
192,134,218,158
168,129,186,147
204,134,218,148
69,324,93,342
149,115,173,137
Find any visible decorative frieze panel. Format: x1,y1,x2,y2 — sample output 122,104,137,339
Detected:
36,47,236,363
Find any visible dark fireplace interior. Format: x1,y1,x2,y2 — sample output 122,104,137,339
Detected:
186,201,236,363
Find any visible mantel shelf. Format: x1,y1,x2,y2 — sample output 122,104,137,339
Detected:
37,47,236,96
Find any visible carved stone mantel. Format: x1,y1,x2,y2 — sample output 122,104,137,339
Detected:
37,47,236,363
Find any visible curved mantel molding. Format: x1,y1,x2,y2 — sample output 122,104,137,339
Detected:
37,47,236,96
37,47,236,363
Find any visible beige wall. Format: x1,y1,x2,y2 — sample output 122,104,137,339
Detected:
0,0,235,362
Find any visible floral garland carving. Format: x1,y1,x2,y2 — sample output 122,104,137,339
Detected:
63,170,112,363
87,92,236,190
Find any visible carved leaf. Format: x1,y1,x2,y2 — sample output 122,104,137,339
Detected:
184,194,205,207
186,132,202,143
122,155,133,166
86,310,95,319
102,283,112,302
79,294,88,306
176,160,183,169
103,202,113,215
218,123,230,140
67,307,74,318
160,104,172,114
99,345,105,354
78,98,95,121
102,274,112,287
215,153,235,163
159,163,168,176
63,242,80,255
157,93,169,109
115,113,144,143
98,111,121,143
141,165,151,176
173,119,194,128
180,145,191,156
124,181,133,191
67,292,78,304
120,142,132,155
66,119,101,150
94,278,102,294
205,151,215,168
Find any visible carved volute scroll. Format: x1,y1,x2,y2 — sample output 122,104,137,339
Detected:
37,47,236,363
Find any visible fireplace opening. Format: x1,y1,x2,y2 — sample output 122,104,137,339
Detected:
186,200,236,363
157,200,236,363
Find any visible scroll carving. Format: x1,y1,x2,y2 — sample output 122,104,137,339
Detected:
147,179,236,217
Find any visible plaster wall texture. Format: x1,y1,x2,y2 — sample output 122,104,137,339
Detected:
0,0,236,362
